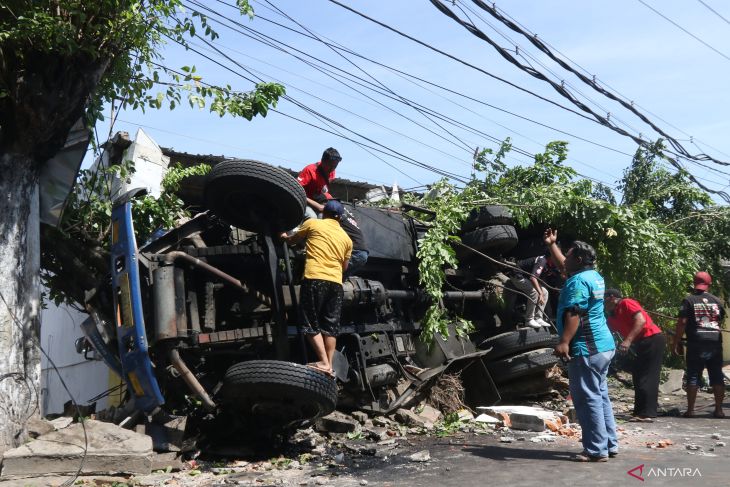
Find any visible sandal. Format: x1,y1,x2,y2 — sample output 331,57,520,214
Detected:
629,416,654,423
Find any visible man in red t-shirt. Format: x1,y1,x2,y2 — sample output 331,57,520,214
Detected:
297,147,341,218
604,289,666,420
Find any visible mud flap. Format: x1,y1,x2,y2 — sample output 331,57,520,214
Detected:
110,190,164,413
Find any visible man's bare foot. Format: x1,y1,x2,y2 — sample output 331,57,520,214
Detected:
682,410,695,418
306,362,334,377
713,409,726,418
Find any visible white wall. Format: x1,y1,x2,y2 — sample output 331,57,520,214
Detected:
40,302,112,416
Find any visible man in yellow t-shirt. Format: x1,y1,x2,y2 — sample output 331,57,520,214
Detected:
283,200,352,376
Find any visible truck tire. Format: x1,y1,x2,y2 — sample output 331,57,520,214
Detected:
462,205,514,232
487,348,559,384
219,360,337,422
479,328,558,361
460,224,518,256
204,160,306,234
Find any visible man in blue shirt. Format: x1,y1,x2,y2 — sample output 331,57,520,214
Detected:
545,229,617,462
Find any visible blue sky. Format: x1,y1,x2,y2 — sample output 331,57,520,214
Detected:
91,0,730,200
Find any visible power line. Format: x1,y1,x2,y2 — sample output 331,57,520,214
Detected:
184,3,629,190
431,0,729,200
490,3,730,162
325,0,599,123
245,1,638,159
636,0,730,63
695,0,730,26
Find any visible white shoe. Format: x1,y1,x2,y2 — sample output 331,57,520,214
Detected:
526,319,543,328
535,318,550,327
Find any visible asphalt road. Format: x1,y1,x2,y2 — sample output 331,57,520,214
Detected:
347,396,729,487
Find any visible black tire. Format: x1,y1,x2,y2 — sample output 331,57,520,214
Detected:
462,205,514,232
204,160,306,234
479,328,558,360
219,360,337,422
460,224,518,256
487,348,559,384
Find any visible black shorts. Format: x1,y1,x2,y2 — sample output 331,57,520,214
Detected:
299,278,344,337
686,342,724,386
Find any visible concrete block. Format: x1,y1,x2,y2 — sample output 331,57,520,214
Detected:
1,420,153,477
474,413,500,424
414,404,441,424
315,411,359,434
394,408,427,428
659,369,684,394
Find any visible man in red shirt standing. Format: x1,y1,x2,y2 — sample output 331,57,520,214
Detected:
298,148,341,218
604,289,666,421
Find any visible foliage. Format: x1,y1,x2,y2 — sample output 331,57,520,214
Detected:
410,138,729,343
42,159,210,308
0,0,285,153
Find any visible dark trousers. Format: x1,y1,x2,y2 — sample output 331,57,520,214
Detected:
631,333,666,417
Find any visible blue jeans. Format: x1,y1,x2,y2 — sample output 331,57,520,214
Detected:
344,250,369,278
568,350,618,457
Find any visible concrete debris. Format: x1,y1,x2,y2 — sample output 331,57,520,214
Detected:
530,434,556,443
716,441,726,447
48,416,74,430
26,417,56,439
455,409,474,421
315,412,360,434
394,408,429,428
499,436,514,443
363,426,390,441
1,419,153,477
646,439,673,449
150,451,184,472
408,450,431,462
142,415,188,452
415,404,442,424
685,444,701,451
133,472,175,486
351,411,369,425
478,405,561,432
711,433,721,440
474,414,500,424
659,369,685,394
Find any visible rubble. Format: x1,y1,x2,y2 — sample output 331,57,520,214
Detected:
415,404,442,424
395,408,431,428
408,450,431,462
711,433,721,440
315,412,360,434
474,413,500,424
659,369,685,394
351,411,369,425
1,420,153,477
477,405,562,432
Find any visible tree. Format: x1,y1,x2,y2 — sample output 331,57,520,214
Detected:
0,0,284,450
411,139,729,342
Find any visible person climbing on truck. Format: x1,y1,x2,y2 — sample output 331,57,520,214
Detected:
509,253,551,328
282,199,353,377
298,147,341,219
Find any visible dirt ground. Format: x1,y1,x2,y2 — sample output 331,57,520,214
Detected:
2,374,729,487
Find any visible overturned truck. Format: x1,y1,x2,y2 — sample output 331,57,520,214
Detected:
80,159,560,430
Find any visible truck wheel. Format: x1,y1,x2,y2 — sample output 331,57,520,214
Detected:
462,205,514,232
460,224,518,256
219,360,337,422
487,348,559,384
204,160,306,234
479,328,558,360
